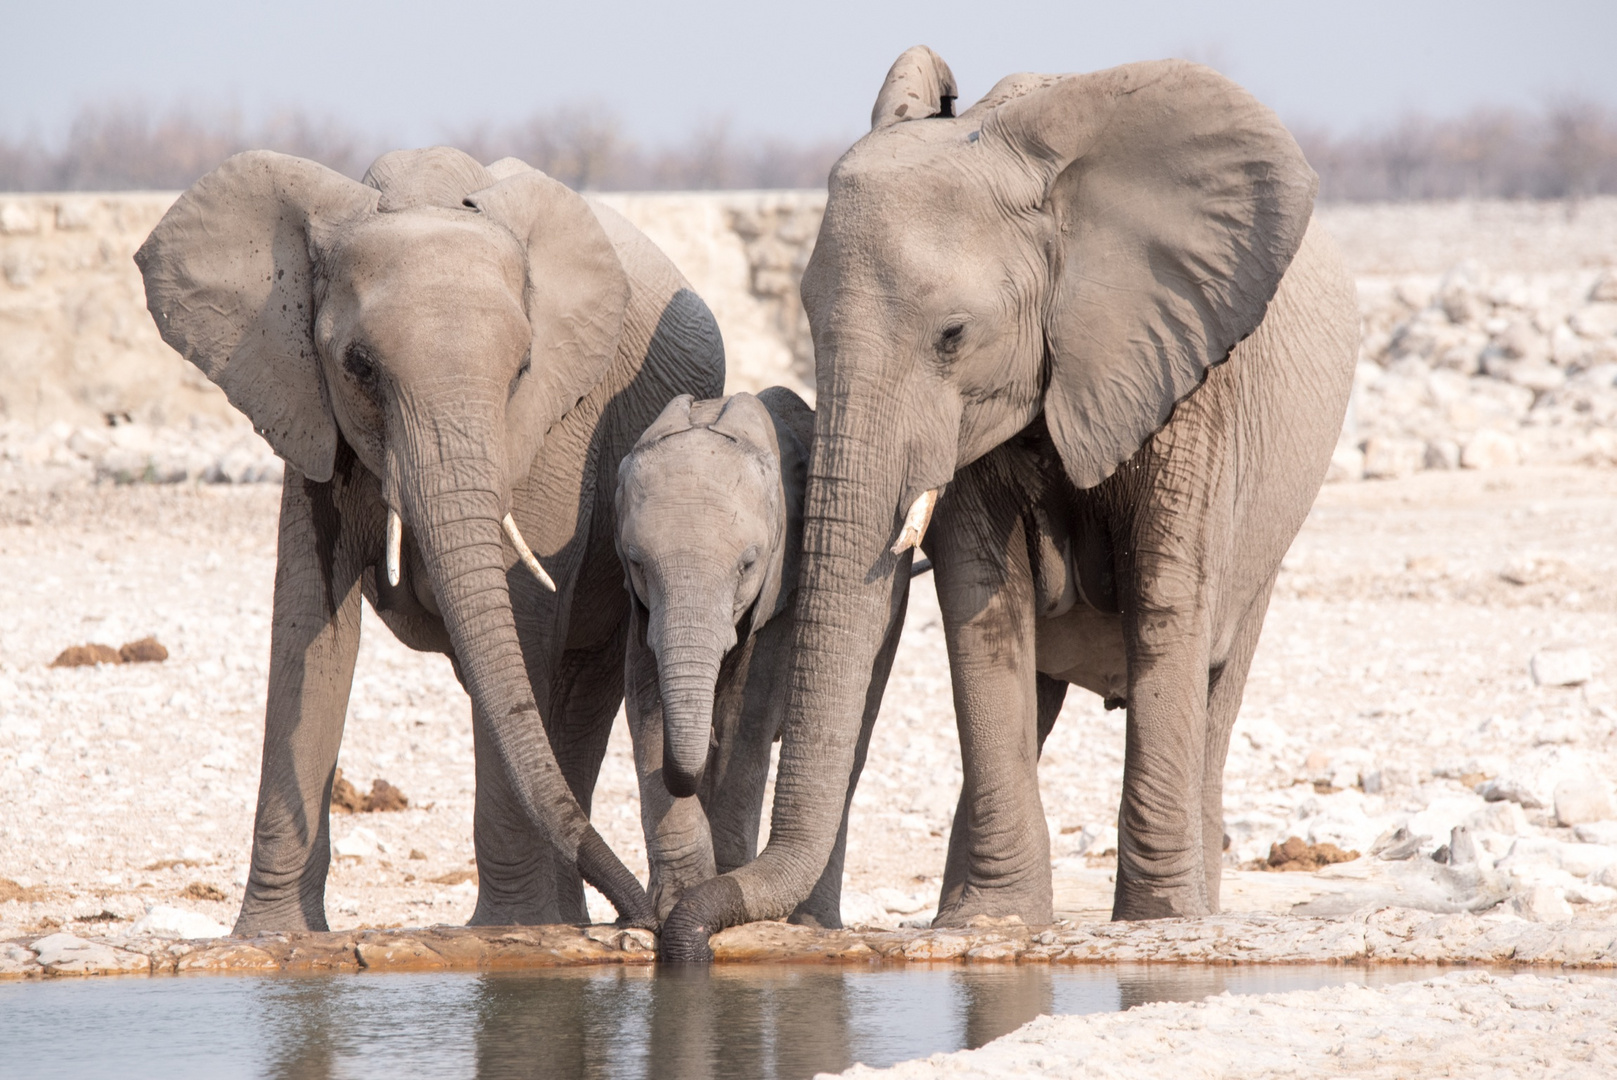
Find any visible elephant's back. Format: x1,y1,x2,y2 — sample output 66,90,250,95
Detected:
587,199,726,403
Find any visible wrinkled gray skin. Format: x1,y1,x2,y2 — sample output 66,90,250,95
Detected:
661,49,1358,959
614,388,853,922
136,148,723,933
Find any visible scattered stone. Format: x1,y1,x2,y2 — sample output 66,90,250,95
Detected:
49,643,120,668
128,905,228,939
1362,436,1424,480
117,636,168,663
29,932,150,975
73,910,123,923
180,882,227,902
408,848,428,861
428,868,478,886
1371,827,1429,861
1476,777,1546,809
1265,837,1360,872
1591,269,1617,303
332,826,383,859
1513,884,1574,923
1531,646,1594,687
1573,821,1617,846
1460,429,1520,470
1556,777,1616,827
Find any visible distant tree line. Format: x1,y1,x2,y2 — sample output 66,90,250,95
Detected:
2,98,1616,200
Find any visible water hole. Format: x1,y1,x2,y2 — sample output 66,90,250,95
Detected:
0,962,1466,1078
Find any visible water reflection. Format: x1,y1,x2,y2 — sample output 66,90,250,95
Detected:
0,961,1470,1080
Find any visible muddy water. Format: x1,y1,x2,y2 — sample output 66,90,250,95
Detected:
1,963,1450,1079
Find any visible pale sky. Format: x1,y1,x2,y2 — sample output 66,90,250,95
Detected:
4,0,1615,146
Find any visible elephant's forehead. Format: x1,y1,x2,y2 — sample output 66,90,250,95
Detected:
336,211,527,295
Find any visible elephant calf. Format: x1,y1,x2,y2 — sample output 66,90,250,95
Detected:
614,388,861,922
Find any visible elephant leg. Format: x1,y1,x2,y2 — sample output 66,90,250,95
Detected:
236,473,364,935
705,609,794,875
467,701,564,926
547,617,633,919
1200,575,1276,910
789,587,907,929
627,609,717,921
1112,567,1214,920
930,504,1051,927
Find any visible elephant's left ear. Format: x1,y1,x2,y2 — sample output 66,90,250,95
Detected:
466,171,630,440
984,60,1316,489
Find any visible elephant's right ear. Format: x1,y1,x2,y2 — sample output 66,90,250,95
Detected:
467,171,630,440
750,387,813,623
984,61,1316,489
135,151,377,482
870,45,958,130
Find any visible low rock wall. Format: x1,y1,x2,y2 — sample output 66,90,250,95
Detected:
2,190,1615,486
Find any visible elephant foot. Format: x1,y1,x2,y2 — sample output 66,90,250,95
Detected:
658,876,747,963
232,889,330,936
932,890,1053,930
1110,867,1213,921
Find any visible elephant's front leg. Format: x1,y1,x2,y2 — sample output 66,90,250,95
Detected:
931,502,1052,927
625,610,716,921
236,473,365,935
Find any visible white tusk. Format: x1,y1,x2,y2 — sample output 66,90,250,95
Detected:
503,513,557,592
385,508,402,587
890,489,938,556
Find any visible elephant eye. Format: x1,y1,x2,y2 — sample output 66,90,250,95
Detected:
938,323,966,354
508,355,531,400
738,545,760,575
344,343,379,384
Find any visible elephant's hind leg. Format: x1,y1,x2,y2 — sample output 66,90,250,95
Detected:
1199,572,1277,911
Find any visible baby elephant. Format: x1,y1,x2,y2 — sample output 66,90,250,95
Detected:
615,388,812,919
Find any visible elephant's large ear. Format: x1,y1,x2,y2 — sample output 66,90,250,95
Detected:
984,60,1316,489
466,171,629,441
135,151,377,482
748,387,813,625
871,45,958,129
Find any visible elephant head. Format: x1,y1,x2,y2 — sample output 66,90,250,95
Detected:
135,147,652,923
615,388,810,797
661,48,1316,956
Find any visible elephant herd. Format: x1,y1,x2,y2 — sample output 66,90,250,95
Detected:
134,47,1356,961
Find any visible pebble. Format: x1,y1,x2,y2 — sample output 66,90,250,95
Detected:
1556,777,1616,826
129,905,229,939
1531,646,1594,687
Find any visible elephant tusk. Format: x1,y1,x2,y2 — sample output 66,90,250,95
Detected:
503,513,557,592
890,489,938,556
385,508,402,587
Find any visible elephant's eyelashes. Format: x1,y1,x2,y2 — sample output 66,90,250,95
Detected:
508,356,531,400
343,343,383,397
938,323,966,355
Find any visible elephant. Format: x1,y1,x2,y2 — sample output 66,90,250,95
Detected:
613,388,852,922
660,48,1357,959
136,146,725,933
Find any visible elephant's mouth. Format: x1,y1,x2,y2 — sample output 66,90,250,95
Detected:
386,503,555,592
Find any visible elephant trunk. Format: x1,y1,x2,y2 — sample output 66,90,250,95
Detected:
396,395,652,926
660,367,911,959
655,621,730,799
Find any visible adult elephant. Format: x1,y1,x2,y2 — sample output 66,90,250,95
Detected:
137,147,724,933
662,49,1357,958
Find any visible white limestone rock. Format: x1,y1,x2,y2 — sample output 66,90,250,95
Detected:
1555,776,1616,826
1532,647,1594,687
129,905,228,939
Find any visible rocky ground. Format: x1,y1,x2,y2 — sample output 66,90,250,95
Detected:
831,971,1617,1079
1,459,1614,943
